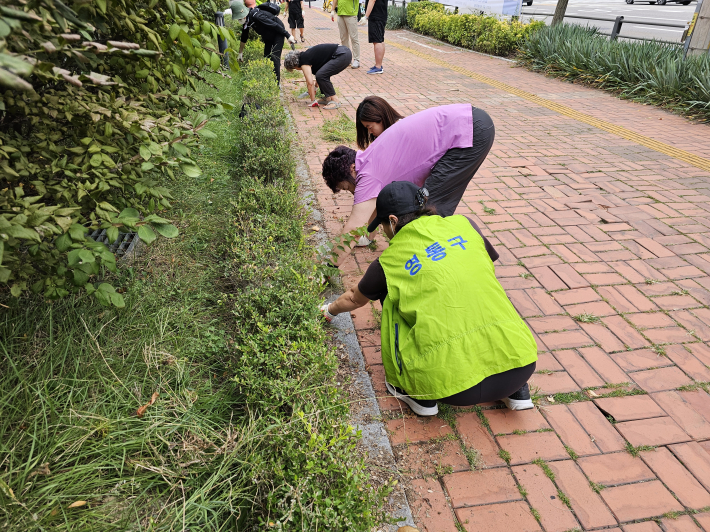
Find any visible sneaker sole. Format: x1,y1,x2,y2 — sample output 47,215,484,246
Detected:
366,71,384,75
386,381,438,416
502,397,534,411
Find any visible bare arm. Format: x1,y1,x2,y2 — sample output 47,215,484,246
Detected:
328,286,370,315
365,0,375,18
301,65,317,102
332,0,337,19
334,198,377,265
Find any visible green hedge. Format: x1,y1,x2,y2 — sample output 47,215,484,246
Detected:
406,1,544,56
519,23,710,121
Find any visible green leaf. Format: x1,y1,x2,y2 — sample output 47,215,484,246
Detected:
69,224,87,241
96,0,107,14
118,208,140,220
10,283,21,297
0,240,2,265
148,142,162,155
139,145,151,160
141,161,154,172
166,0,177,17
199,129,217,139
138,225,156,244
109,291,125,308
6,225,41,242
55,232,72,252
78,249,95,263
169,23,181,40
180,163,201,177
73,269,90,286
0,266,10,283
107,226,119,243
90,153,103,167
210,52,220,70
152,223,179,238
177,30,194,53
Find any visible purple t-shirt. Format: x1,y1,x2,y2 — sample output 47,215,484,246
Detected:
353,104,473,205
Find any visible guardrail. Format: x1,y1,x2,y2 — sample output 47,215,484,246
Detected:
520,10,688,45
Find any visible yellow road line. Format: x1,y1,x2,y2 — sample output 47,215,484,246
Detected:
386,37,710,173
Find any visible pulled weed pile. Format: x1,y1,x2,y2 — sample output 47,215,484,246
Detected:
518,23,710,121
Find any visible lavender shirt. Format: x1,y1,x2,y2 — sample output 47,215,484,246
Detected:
353,104,474,205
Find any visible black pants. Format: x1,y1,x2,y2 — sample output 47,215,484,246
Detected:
424,106,495,216
315,45,352,97
264,37,285,84
438,362,536,406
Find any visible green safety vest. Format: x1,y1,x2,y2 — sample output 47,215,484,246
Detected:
379,215,538,400
337,0,358,17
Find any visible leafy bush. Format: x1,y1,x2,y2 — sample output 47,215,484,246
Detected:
387,5,408,30
519,23,710,121
406,1,544,56
0,0,237,304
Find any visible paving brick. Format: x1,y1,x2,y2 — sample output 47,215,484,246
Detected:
616,417,691,447
507,290,543,318
497,432,568,465
537,352,563,372
512,464,579,532
641,447,710,509
626,312,676,329
569,401,627,452
598,286,641,313
526,316,579,334
409,478,460,532
686,343,710,367
395,439,471,479
443,468,521,508
541,404,600,457
679,389,710,424
387,417,454,446
549,460,618,529
485,408,551,435
613,284,660,313
609,348,674,372
602,315,650,349
539,330,593,350
671,310,710,341
622,522,662,532
644,327,694,344
670,442,710,493
661,515,702,532
635,237,677,258
529,372,581,394
601,481,683,522
529,266,567,291
593,395,667,422
655,294,703,311
553,287,602,306
578,346,630,384
579,322,626,353
526,288,565,315
577,452,655,486
630,367,694,393
665,344,710,381
553,350,605,388
695,512,710,532
563,300,617,317
550,263,590,289
456,412,506,469
652,390,710,440
455,501,541,532
361,346,382,367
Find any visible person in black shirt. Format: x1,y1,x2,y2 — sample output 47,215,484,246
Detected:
284,0,305,42
364,0,387,74
284,44,351,110
232,0,296,84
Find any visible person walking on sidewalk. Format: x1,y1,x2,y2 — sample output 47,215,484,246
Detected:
322,102,495,263
320,181,538,415
331,0,361,68
284,0,305,42
233,0,296,84
363,0,387,74
284,44,351,109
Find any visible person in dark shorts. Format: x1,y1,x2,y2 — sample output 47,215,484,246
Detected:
320,181,538,416
284,44,352,109
364,0,387,74
233,0,296,84
284,0,305,42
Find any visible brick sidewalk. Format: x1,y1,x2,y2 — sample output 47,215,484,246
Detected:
285,9,710,531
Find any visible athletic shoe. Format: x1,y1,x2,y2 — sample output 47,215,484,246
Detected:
351,59,360,69
322,101,341,110
317,97,329,105
301,36,305,42
366,66,383,75
297,91,309,99
386,381,438,416
502,383,534,411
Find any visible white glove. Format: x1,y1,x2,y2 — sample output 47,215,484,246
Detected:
223,8,232,16
238,52,244,61
362,15,368,23
320,303,336,323
288,35,296,44
355,235,372,247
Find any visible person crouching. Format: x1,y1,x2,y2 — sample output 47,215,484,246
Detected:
284,44,351,110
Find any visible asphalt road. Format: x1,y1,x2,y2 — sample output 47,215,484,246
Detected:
520,0,696,43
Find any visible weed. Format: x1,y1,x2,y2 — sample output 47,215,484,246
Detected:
437,403,458,430
663,511,682,520
536,369,554,375
573,313,601,323
533,459,556,481
480,200,496,214
436,464,454,476
531,507,541,521
677,382,710,393
651,344,667,356
565,445,579,460
513,429,527,435
626,441,656,457
499,449,512,465
320,112,356,143
589,481,606,493
474,406,492,431
536,428,554,433
518,484,529,498
517,260,525,267
520,272,533,279
645,279,659,285
372,306,382,327
464,445,483,469
552,391,589,404
557,489,572,509
671,290,689,296
596,387,646,399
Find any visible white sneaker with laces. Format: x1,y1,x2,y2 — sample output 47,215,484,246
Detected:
502,383,534,410
351,60,360,69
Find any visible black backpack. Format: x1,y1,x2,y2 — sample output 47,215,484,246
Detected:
256,2,280,16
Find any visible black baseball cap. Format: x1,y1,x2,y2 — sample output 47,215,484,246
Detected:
367,181,429,233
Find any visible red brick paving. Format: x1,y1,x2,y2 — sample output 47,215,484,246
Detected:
287,9,710,530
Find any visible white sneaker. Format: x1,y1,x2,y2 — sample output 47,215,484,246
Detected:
351,60,360,69
354,235,371,247
386,381,438,416
297,91,309,99
502,383,534,411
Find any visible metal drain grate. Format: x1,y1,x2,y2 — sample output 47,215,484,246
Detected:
89,229,139,258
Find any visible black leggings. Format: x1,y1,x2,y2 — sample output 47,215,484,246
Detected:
314,45,352,97
264,37,285,84
438,362,536,406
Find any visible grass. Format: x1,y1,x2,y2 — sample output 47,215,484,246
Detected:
573,313,601,324
533,458,555,481
626,441,656,457
589,481,606,493
565,445,579,460
519,23,710,122
551,391,589,404
677,382,710,392
480,201,496,214
320,111,357,143
0,63,386,530
498,449,512,465
557,490,572,509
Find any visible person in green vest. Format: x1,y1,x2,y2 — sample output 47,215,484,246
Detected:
320,181,538,415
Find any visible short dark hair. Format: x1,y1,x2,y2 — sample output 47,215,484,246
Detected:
355,96,405,150
395,204,437,233
322,145,357,193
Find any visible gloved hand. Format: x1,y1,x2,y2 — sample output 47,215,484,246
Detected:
308,100,319,107
362,15,368,23
288,35,297,45
320,303,336,323
331,13,335,21
238,52,244,61
354,235,372,247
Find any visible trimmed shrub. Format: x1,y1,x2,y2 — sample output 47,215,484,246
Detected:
0,0,237,304
519,23,710,121
407,1,544,56
387,5,408,30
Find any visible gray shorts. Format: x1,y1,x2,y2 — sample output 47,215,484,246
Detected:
424,106,495,216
